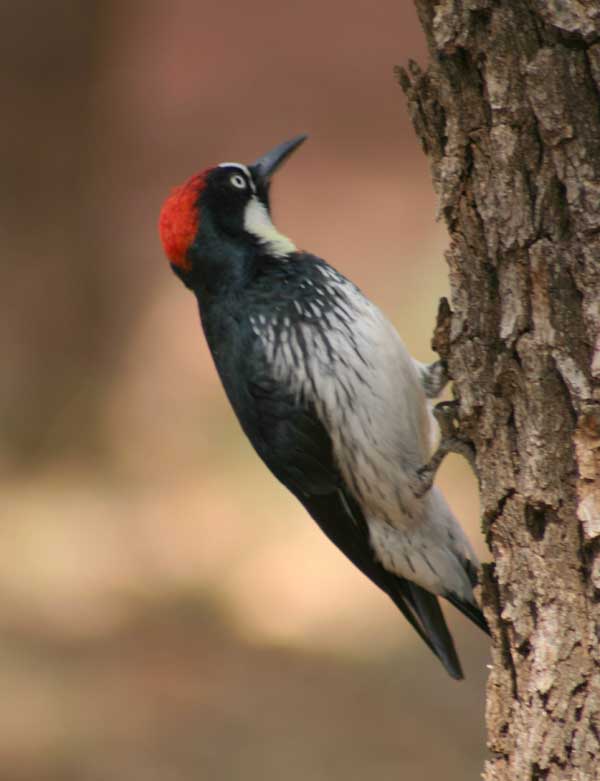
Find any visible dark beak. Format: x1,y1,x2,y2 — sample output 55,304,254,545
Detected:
251,134,308,180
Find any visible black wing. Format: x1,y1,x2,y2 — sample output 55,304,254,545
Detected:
242,365,465,680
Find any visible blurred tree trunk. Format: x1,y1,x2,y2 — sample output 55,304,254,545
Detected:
399,2,600,779
0,1,105,464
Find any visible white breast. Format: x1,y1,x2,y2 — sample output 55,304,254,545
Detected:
258,272,432,527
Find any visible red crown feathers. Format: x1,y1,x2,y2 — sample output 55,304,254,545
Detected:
159,172,208,272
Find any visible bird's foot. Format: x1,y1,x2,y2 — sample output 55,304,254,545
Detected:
410,401,476,498
418,360,449,399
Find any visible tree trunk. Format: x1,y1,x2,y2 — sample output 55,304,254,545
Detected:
399,2,600,779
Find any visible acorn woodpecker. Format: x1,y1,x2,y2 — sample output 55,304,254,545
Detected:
159,135,488,679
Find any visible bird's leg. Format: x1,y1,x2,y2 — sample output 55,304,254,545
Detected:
417,359,449,399
410,401,476,498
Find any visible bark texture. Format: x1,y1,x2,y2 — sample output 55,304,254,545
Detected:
399,2,600,779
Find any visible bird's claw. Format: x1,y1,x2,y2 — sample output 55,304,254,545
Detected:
411,401,476,498
419,360,449,399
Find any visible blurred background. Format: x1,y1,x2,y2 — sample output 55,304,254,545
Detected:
1,1,489,779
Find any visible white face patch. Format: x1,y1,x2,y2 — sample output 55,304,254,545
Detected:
218,162,256,193
243,195,296,258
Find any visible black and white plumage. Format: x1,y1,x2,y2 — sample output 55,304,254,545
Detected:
159,135,488,679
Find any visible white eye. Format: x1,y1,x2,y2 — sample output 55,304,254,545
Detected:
230,174,247,190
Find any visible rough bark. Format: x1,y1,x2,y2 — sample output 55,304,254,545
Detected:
398,2,600,779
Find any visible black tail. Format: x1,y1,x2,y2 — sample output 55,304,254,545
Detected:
389,580,464,680
445,592,490,635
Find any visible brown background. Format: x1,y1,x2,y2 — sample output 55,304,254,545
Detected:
1,2,489,779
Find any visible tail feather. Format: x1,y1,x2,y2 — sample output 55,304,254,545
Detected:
407,583,464,680
389,580,464,680
445,591,490,635
384,582,440,657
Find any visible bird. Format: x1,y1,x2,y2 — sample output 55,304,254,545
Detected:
158,134,489,679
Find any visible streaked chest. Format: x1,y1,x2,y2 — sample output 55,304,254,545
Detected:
248,266,430,523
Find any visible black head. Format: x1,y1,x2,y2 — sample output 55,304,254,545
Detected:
159,135,307,292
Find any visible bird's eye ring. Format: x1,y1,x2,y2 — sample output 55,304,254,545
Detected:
230,174,247,190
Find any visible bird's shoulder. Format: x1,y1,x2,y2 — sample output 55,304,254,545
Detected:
244,252,384,375
249,251,353,313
